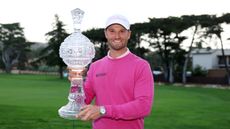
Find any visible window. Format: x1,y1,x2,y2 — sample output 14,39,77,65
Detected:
218,56,226,65
228,56,230,65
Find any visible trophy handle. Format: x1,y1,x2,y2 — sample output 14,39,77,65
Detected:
58,69,85,120
69,69,85,106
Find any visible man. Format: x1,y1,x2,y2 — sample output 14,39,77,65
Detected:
69,14,154,129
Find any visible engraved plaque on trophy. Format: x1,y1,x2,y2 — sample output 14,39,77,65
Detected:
58,8,95,120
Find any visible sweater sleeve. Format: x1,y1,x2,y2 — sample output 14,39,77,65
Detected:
104,62,154,120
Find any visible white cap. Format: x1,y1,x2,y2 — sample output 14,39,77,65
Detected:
105,14,130,30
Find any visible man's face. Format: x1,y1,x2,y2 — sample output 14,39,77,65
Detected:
104,24,131,51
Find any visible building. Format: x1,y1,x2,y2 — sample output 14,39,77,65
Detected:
191,48,230,77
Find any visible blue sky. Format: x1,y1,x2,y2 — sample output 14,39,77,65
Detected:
1,0,230,44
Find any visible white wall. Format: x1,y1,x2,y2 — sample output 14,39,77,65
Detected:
192,54,213,70
211,53,219,68
192,49,230,70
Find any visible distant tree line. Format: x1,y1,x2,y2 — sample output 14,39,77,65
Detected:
1,13,230,84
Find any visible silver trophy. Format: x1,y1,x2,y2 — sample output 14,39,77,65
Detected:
58,8,95,120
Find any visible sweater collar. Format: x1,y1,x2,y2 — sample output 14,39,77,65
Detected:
107,48,130,59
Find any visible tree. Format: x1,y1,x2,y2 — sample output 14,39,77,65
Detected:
129,23,150,59
0,23,30,73
41,15,69,78
206,25,230,84
145,17,188,83
181,14,215,83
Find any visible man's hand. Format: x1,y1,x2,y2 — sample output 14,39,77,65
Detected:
67,67,87,81
76,105,102,121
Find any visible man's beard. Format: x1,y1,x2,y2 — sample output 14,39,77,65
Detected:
108,41,127,51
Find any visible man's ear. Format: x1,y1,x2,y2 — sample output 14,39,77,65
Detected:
128,30,131,39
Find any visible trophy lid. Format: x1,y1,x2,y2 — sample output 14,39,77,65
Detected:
71,8,84,32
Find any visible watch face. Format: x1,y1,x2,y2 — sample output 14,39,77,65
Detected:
100,106,106,115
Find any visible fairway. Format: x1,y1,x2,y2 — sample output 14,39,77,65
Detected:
0,74,230,129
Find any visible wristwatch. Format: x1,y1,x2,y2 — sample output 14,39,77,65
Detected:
99,106,106,115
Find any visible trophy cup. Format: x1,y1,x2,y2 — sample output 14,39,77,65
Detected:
58,8,95,120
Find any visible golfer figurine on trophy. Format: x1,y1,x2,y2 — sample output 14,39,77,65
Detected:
58,8,95,120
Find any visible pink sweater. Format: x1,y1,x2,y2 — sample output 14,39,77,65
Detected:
84,52,154,129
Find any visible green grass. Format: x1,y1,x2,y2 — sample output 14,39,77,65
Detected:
145,84,230,129
0,74,230,129
0,74,91,129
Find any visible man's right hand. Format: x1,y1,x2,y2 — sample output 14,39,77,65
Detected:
67,67,87,81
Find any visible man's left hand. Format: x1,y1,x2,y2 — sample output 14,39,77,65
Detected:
76,105,101,121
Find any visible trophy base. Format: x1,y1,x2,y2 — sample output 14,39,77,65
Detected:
58,104,80,120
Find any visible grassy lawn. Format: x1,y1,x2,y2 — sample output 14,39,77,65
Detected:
0,74,230,129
